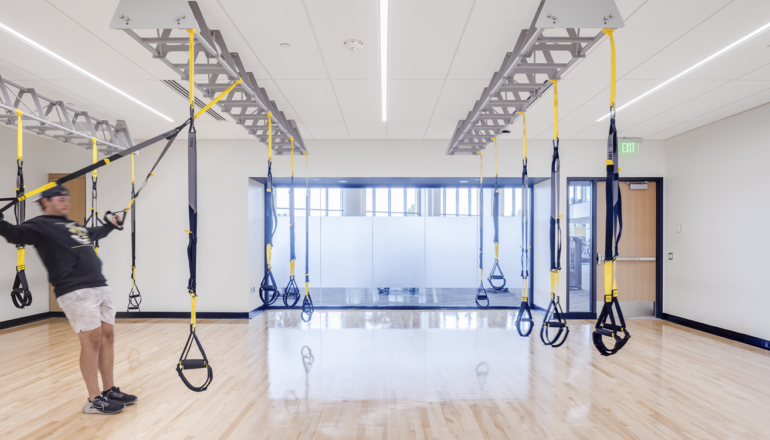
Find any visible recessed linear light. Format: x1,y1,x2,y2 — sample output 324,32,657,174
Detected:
0,21,173,122
339,180,348,183
459,180,468,183
380,0,389,122
597,20,770,122
280,43,291,49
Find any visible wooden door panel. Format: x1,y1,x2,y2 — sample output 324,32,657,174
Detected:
47,174,86,312
596,181,657,304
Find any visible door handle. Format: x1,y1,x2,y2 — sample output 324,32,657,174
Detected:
597,252,603,264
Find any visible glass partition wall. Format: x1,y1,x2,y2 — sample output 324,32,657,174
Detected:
268,186,533,308
567,181,593,313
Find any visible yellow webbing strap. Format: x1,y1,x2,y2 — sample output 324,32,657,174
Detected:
550,80,558,140
266,244,272,270
518,112,527,159
19,182,56,201
495,242,499,259
522,279,528,302
190,290,197,330
15,109,23,161
92,138,98,177
16,247,25,271
603,29,616,109
188,29,196,109
194,78,243,120
550,271,556,299
476,151,482,185
267,112,273,162
492,137,498,178
604,260,613,302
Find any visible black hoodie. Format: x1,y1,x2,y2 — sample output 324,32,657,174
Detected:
0,214,117,297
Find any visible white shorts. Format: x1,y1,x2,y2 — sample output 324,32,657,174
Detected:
57,286,116,333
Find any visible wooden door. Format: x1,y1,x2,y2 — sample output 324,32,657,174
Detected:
48,174,86,312
596,181,656,314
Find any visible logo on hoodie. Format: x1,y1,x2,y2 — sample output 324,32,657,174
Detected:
66,222,91,246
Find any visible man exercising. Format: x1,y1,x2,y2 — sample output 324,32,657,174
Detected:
0,185,138,415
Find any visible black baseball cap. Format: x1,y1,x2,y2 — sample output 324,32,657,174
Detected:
40,185,70,200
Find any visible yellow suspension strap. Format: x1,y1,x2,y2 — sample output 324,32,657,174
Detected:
474,151,489,309
487,138,508,293
540,80,569,348
514,112,533,336
126,152,142,311
9,109,32,309
593,28,630,356
301,151,314,322
283,137,301,307
176,28,213,392
259,112,280,305
84,138,105,256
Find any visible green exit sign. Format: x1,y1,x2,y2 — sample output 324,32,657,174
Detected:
620,138,642,155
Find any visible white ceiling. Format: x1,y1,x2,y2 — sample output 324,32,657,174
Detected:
0,0,769,143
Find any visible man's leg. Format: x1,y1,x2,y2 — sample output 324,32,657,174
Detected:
77,327,102,400
99,322,115,391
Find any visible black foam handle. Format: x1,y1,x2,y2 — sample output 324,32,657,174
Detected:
595,328,615,337
546,322,566,328
180,359,207,370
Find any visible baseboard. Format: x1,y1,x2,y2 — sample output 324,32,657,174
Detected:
257,305,524,311
662,313,770,351
0,312,57,331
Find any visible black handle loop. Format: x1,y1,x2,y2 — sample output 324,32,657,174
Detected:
486,260,508,292
301,295,314,322
514,301,533,337
103,211,126,230
259,270,280,305
475,283,489,309
592,296,631,356
11,270,32,309
283,278,301,307
176,326,213,392
540,297,569,347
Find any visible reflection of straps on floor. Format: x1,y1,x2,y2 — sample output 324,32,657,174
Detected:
593,29,630,356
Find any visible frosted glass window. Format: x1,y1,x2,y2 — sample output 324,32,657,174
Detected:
515,188,522,217
406,189,418,216
320,217,373,287
504,188,513,217
391,188,404,217
366,188,373,216
329,189,342,212
373,217,425,287
471,188,478,216
445,188,457,216
425,217,477,287
459,188,469,216
375,188,388,216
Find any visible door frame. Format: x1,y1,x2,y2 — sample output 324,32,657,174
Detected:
564,177,663,319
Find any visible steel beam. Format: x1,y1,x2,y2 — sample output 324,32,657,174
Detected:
446,0,621,155
113,1,306,154
0,75,133,153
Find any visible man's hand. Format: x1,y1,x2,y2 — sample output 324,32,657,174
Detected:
108,212,124,227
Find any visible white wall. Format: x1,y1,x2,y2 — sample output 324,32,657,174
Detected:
0,124,666,322
664,102,770,340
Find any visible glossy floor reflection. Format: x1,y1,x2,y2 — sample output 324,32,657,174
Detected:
2,312,769,439
269,287,525,308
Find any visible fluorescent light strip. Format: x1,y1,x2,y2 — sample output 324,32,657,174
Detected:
380,0,389,122
597,21,770,122
0,21,173,122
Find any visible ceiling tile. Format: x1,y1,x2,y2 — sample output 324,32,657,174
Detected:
424,120,460,140
447,0,539,80
346,121,387,139
332,80,381,122
303,0,380,80
646,121,710,140
692,88,770,123
295,121,314,140
651,80,770,123
217,0,327,80
274,80,344,121
389,0,475,79
388,80,444,121
430,80,487,122
387,121,428,139
303,121,349,139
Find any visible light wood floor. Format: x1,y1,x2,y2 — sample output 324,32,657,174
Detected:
1,311,769,439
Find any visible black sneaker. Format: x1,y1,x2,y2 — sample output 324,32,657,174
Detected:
102,387,138,406
83,396,123,415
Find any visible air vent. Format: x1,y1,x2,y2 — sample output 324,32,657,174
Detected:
161,80,226,121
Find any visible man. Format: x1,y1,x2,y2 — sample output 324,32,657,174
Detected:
0,185,138,415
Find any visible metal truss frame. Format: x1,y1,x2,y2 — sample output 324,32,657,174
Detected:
118,1,306,155
447,0,609,155
0,75,134,153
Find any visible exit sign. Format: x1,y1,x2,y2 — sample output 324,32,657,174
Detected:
620,137,642,155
